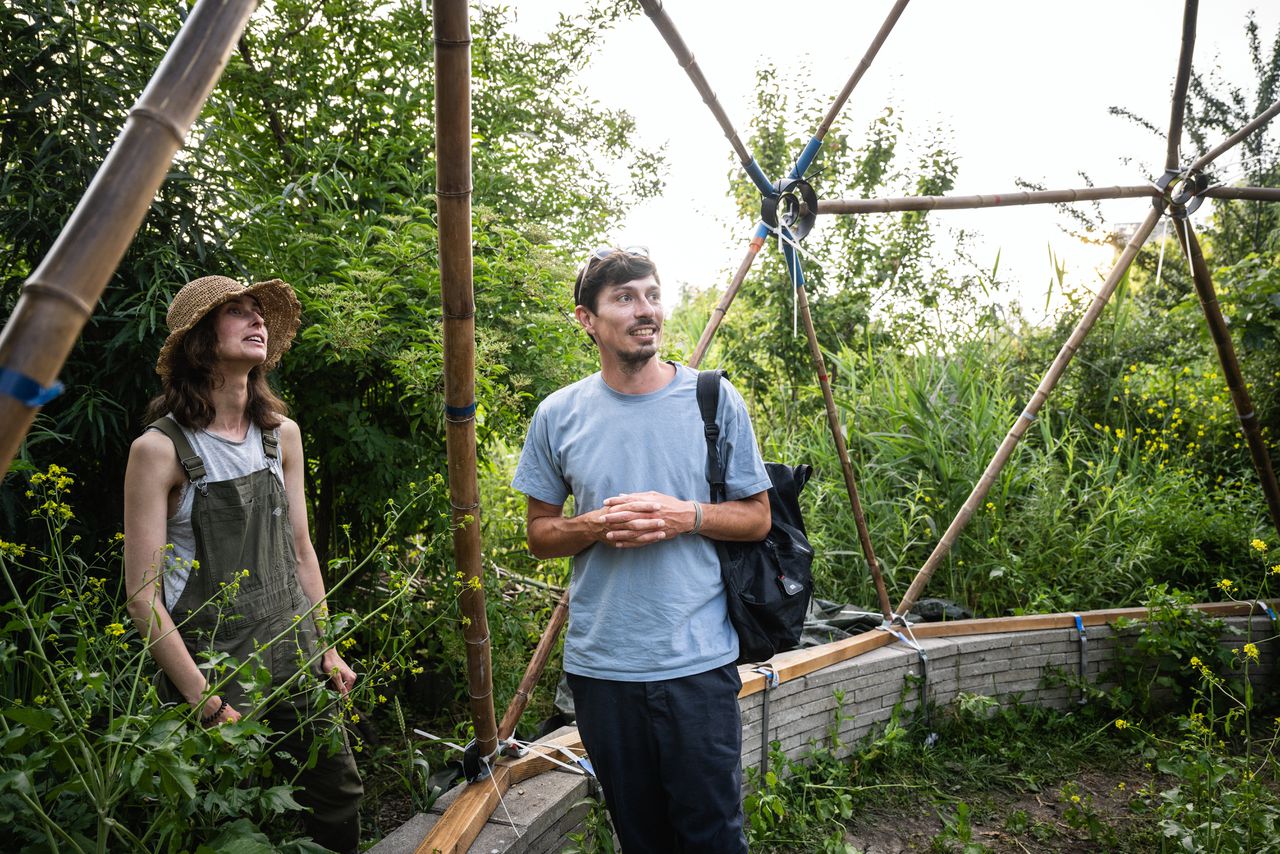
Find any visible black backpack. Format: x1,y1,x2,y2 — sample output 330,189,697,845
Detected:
697,370,814,663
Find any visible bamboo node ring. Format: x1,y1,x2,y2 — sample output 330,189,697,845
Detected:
22,281,95,318
450,500,480,511
436,187,473,197
128,106,187,148
442,309,476,320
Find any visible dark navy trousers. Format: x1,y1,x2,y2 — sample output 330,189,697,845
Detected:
568,662,748,853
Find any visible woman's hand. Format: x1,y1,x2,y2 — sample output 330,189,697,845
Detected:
322,648,358,695
198,694,242,727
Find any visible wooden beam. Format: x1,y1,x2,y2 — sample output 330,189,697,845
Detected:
413,731,584,854
736,599,1274,699
816,185,1156,215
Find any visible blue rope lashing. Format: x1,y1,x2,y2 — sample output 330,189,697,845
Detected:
0,367,64,407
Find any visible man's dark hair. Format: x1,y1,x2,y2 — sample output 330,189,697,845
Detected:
574,248,660,313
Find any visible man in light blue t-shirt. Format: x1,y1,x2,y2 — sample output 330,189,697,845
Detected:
513,247,771,853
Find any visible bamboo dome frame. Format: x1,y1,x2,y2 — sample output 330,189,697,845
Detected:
0,1,1279,852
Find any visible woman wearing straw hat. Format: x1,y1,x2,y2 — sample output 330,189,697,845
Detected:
123,275,363,852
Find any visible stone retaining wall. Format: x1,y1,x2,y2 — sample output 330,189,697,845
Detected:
373,612,1276,854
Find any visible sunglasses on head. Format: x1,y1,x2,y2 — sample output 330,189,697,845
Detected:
574,245,651,306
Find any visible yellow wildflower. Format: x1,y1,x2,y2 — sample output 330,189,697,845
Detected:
1217,578,1235,593
1115,719,1129,729
1251,539,1268,554
105,622,125,638
1244,643,1260,663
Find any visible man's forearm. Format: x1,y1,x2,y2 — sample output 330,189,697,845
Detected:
528,512,600,559
694,492,770,542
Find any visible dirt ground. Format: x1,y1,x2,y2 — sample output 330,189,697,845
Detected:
842,766,1159,853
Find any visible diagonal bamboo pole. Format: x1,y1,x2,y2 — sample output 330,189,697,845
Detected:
895,207,1163,619
688,234,765,369
1187,98,1280,174
496,587,569,741
1171,218,1280,536
817,185,1158,215
814,0,912,140
434,0,498,765
0,0,258,478
1204,186,1280,202
1166,0,1199,171
636,0,774,196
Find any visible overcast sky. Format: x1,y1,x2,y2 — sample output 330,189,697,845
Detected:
509,1,1279,318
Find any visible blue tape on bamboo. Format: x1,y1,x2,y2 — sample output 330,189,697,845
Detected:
444,401,476,422
0,367,64,407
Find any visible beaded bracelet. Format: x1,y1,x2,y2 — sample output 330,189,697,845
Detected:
200,697,228,726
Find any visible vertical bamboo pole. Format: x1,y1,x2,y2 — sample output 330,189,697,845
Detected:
0,0,258,478
895,207,1163,618
1172,219,1280,535
688,234,765,369
434,0,497,762
1166,0,1199,171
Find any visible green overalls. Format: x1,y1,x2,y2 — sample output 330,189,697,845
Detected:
149,418,363,853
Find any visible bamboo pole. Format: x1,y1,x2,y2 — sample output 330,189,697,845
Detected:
688,235,764,369
817,185,1157,216
496,587,569,741
793,270,893,621
1187,98,1280,174
1171,218,1280,536
895,206,1162,619
814,0,912,140
434,0,498,763
636,0,773,196
1166,0,1199,171
1204,186,1280,202
0,0,258,478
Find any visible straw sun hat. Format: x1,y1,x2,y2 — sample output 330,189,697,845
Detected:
155,275,302,377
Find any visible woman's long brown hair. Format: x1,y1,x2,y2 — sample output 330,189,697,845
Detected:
144,312,288,430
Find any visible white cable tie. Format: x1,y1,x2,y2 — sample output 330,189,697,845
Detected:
412,728,467,753
487,756,523,838
504,737,591,777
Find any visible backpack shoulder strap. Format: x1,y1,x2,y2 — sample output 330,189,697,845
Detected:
147,417,207,484
696,369,727,503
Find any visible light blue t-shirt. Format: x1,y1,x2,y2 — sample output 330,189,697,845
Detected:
512,363,771,681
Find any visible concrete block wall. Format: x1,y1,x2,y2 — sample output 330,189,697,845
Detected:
372,613,1276,854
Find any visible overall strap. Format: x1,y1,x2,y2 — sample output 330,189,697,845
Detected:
261,428,279,461
696,369,727,503
147,418,206,483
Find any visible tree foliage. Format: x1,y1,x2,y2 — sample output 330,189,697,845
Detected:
1,0,661,561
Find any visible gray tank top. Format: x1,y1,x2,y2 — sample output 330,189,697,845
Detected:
151,415,284,610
